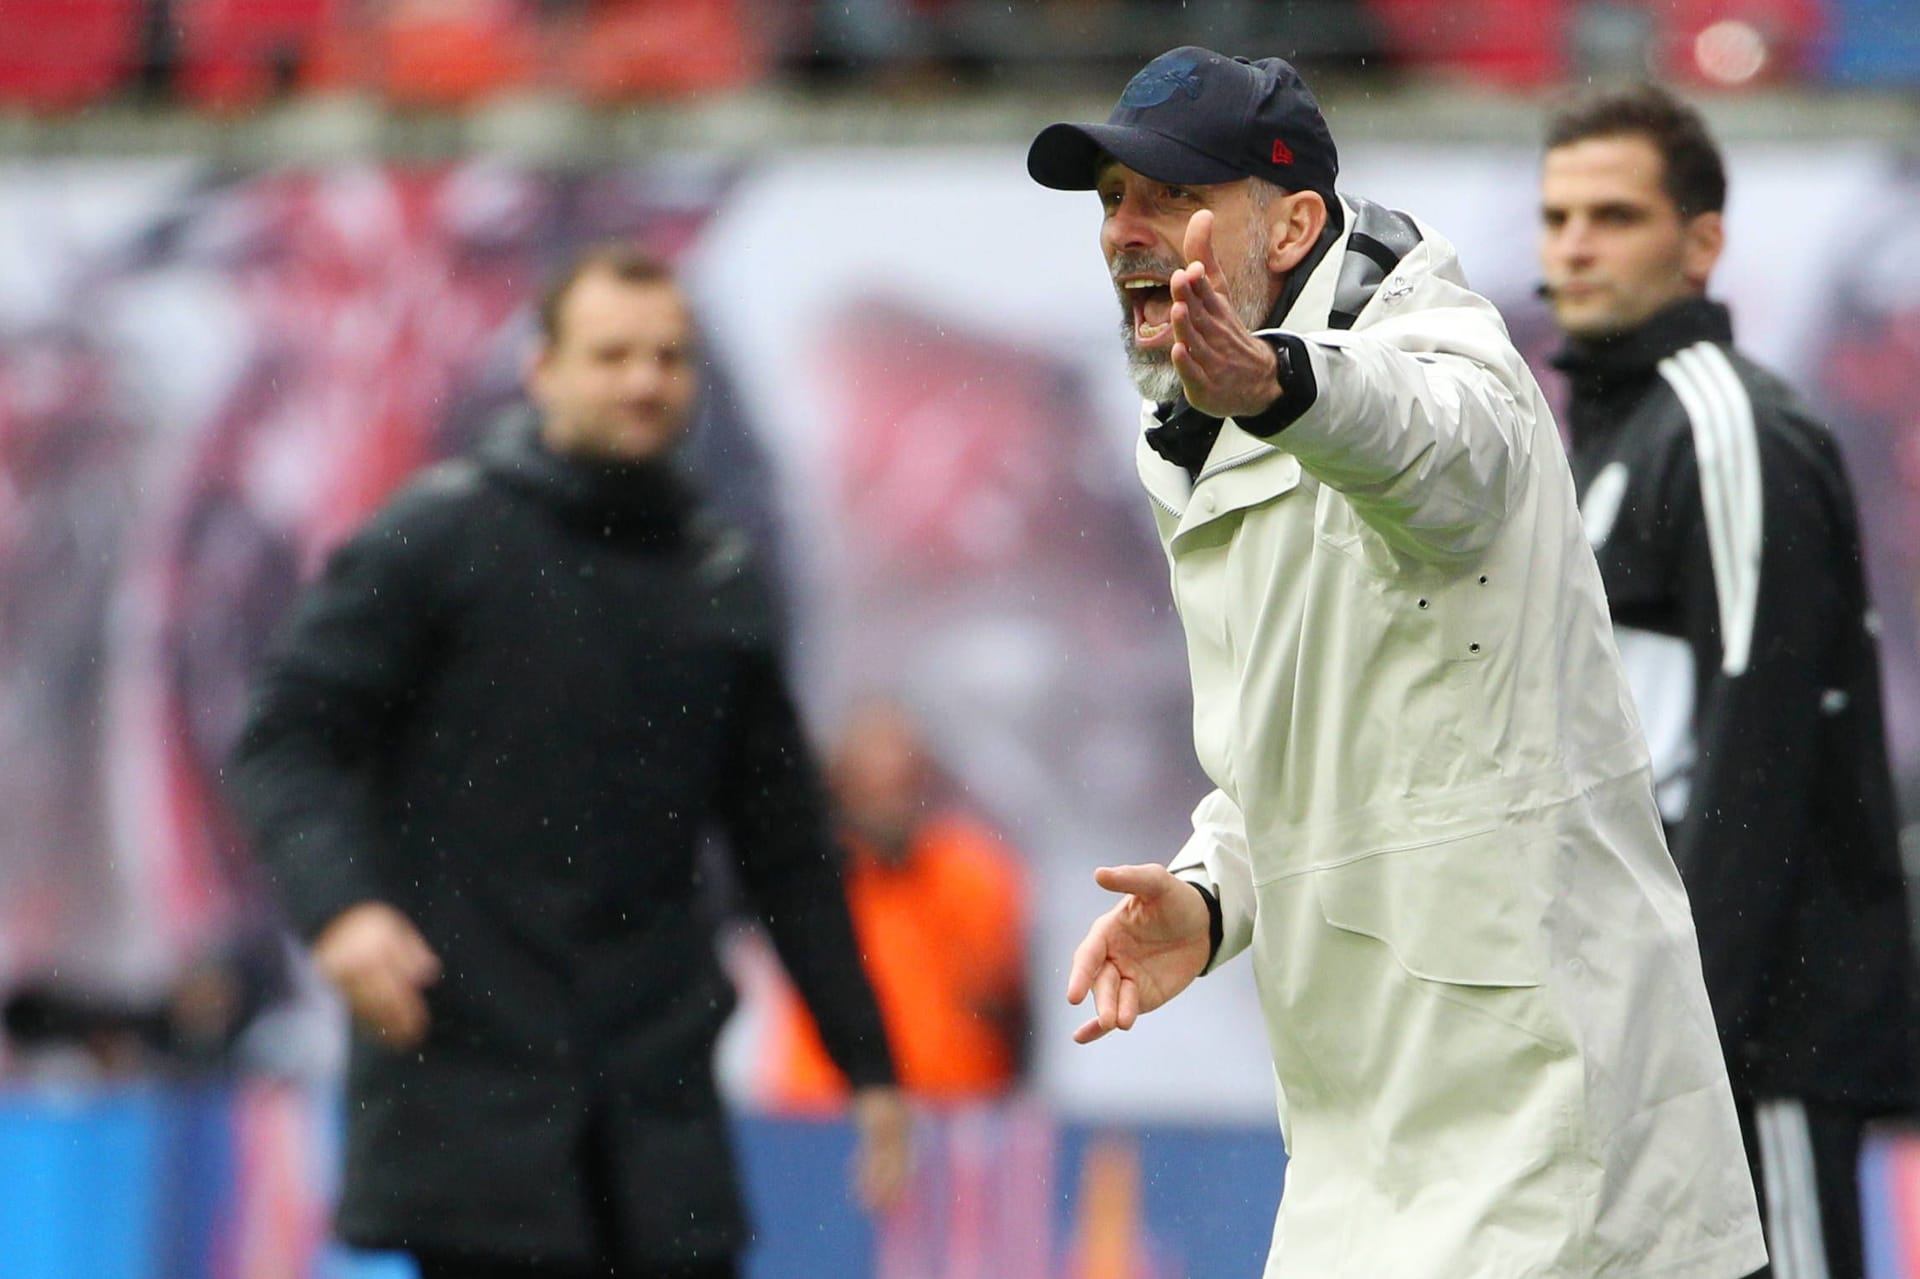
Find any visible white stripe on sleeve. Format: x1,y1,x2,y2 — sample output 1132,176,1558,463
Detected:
1659,344,1764,676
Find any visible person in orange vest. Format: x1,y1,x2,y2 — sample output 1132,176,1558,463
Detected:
762,697,1029,1108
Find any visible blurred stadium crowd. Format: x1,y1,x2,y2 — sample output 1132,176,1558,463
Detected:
1,0,1917,116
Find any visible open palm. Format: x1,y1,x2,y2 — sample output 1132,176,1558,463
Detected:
1066,863,1214,1044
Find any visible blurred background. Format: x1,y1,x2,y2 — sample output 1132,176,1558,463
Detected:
1,0,1919,1275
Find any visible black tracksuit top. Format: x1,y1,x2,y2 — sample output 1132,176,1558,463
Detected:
1556,297,1917,1109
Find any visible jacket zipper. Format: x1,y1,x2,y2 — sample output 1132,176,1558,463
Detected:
1196,445,1278,485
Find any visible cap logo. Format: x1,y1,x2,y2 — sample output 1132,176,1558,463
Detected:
1272,139,1295,165
1119,55,1205,109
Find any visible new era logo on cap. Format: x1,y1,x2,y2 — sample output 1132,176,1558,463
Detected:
1025,46,1339,200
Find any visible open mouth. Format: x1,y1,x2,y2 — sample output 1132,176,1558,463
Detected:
1120,278,1174,345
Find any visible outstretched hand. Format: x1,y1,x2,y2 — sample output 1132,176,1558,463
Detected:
1169,209,1284,421
1066,864,1213,1044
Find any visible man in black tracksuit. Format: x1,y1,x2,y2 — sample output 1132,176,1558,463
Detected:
227,247,909,1279
1540,85,1919,1279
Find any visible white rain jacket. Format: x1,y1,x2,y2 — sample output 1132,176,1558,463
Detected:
1147,198,1766,1279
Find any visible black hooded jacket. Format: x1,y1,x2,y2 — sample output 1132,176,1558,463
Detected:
1555,297,1918,1109
228,418,893,1264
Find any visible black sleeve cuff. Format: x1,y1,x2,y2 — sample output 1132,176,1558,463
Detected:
1236,333,1319,437
1188,880,1224,970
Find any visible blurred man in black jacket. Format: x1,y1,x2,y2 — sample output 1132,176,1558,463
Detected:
229,246,908,1279
1540,84,1919,1279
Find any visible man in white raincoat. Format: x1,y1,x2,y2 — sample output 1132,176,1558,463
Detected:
1031,47,1767,1278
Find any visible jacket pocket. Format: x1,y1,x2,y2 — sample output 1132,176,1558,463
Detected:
1311,827,1542,988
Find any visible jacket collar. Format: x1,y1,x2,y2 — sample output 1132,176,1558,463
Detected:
1550,296,1733,394
1549,296,1732,448
478,411,700,546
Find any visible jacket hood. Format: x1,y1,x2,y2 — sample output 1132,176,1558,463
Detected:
478,411,700,545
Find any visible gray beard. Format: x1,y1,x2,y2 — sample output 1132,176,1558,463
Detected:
1119,233,1277,406
1123,340,1185,404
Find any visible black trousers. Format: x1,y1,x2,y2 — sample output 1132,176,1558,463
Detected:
1735,1094,1867,1279
413,1254,739,1279
411,1100,741,1279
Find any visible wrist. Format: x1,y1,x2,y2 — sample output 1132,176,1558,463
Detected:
1246,341,1285,415
1186,880,1224,971
1237,334,1317,437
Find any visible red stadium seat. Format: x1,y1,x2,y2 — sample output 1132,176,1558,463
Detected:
174,0,342,111
0,0,139,112
569,0,761,102
374,0,539,108
1366,0,1569,87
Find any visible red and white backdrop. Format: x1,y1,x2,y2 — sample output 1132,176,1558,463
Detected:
3,145,1919,1129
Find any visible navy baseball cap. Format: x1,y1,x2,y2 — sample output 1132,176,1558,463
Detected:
1027,46,1338,200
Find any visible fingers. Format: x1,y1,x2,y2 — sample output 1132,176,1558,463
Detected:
1093,956,1120,1031
1066,919,1111,1005
1069,864,1165,1011
1168,275,1243,399
1092,863,1175,899
1172,208,1229,338
1170,268,1239,354
1096,963,1139,1032
1118,973,1140,1030
1073,974,1121,1044
397,927,443,986
1093,959,1136,1032
349,932,438,1049
1167,267,1281,420
1073,1015,1109,1044
382,986,430,1048
1069,867,1150,1003
1070,961,1136,1044
1171,338,1204,390
351,968,430,1049
1182,208,1217,281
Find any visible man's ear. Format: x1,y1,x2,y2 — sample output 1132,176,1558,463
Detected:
1267,190,1329,276
1681,210,1724,290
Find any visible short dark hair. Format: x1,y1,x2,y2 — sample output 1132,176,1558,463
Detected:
1544,83,1727,219
537,244,676,346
